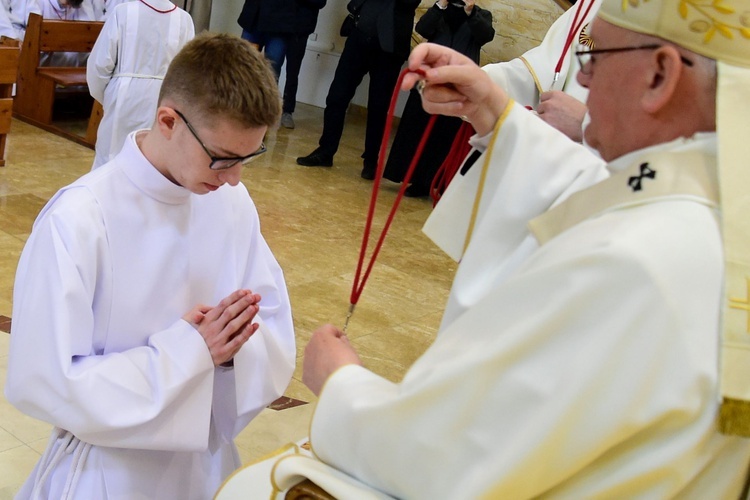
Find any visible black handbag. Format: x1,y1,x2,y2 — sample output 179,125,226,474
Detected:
340,0,366,37
339,13,356,37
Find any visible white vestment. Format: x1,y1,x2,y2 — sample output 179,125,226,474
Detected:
36,0,94,20
87,0,193,170
244,105,750,499
0,0,14,38
5,0,40,40
5,131,296,499
91,0,133,21
483,0,601,107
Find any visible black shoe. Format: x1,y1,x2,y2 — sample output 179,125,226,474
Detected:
361,158,377,180
404,184,430,198
297,149,333,167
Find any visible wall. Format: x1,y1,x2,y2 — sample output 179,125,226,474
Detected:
206,0,567,109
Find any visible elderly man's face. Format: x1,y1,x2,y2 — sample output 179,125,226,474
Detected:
577,19,650,162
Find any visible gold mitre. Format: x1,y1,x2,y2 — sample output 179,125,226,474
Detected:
599,0,750,438
598,0,750,68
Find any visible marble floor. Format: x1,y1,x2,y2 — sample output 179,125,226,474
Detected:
0,103,457,497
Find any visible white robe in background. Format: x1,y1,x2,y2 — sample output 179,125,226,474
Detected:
91,0,133,21
0,0,14,38
5,131,296,499
293,106,750,498
5,0,40,40
87,0,193,169
483,0,601,107
36,0,94,20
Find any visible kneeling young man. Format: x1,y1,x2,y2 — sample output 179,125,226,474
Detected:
5,33,295,499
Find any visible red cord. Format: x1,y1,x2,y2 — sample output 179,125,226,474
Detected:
554,0,594,75
430,121,474,205
138,0,177,13
349,68,437,307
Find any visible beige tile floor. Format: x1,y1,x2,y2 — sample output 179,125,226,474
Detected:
0,103,457,497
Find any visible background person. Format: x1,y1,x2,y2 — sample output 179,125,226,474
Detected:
87,0,194,169
381,0,494,196
236,0,327,130
296,0,420,177
483,0,602,142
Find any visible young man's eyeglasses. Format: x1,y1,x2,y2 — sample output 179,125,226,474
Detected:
173,109,266,170
575,44,694,75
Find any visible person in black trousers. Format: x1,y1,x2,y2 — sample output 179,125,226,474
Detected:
296,0,420,177
238,0,326,129
382,0,494,197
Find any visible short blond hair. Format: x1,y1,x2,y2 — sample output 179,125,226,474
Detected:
159,32,281,128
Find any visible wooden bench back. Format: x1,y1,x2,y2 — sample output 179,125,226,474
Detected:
13,13,104,148
0,43,21,166
22,13,103,63
37,16,103,53
0,45,20,85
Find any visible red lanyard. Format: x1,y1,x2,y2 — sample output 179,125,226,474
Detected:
138,0,177,13
553,0,595,83
345,68,437,330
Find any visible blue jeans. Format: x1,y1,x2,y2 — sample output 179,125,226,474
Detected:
241,30,287,78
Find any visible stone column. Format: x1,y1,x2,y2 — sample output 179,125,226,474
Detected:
182,0,213,33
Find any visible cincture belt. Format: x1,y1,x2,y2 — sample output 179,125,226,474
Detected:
31,427,92,499
111,73,165,80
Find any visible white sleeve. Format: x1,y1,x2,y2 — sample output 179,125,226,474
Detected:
482,1,595,105
211,192,296,440
86,11,119,102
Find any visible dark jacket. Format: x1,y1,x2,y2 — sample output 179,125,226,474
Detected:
238,0,327,36
350,0,420,60
415,3,494,63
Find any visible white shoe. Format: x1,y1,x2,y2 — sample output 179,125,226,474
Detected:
280,113,295,129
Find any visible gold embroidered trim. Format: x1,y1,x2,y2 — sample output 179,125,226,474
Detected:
719,397,750,436
729,277,750,333
519,56,543,97
461,100,516,257
622,0,750,42
212,441,300,500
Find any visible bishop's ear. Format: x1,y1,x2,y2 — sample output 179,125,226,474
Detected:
641,45,684,114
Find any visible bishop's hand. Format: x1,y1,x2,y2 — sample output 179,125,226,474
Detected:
183,289,261,367
537,90,587,142
303,324,363,396
403,42,509,137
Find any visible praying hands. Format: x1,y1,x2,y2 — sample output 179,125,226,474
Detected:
183,289,261,366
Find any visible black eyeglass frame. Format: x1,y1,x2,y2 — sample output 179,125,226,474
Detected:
575,44,694,75
173,109,267,170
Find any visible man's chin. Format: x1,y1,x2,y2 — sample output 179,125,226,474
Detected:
581,112,593,148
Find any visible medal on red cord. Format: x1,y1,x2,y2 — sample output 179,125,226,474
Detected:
344,68,436,331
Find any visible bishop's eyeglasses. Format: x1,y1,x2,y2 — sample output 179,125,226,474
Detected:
173,109,267,170
575,44,694,75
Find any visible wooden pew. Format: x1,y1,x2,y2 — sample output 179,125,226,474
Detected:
13,13,104,149
0,37,21,167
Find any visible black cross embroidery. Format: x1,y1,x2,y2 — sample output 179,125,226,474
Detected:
628,163,656,192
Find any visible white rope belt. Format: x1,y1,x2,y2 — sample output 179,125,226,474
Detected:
111,73,165,80
31,427,92,499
